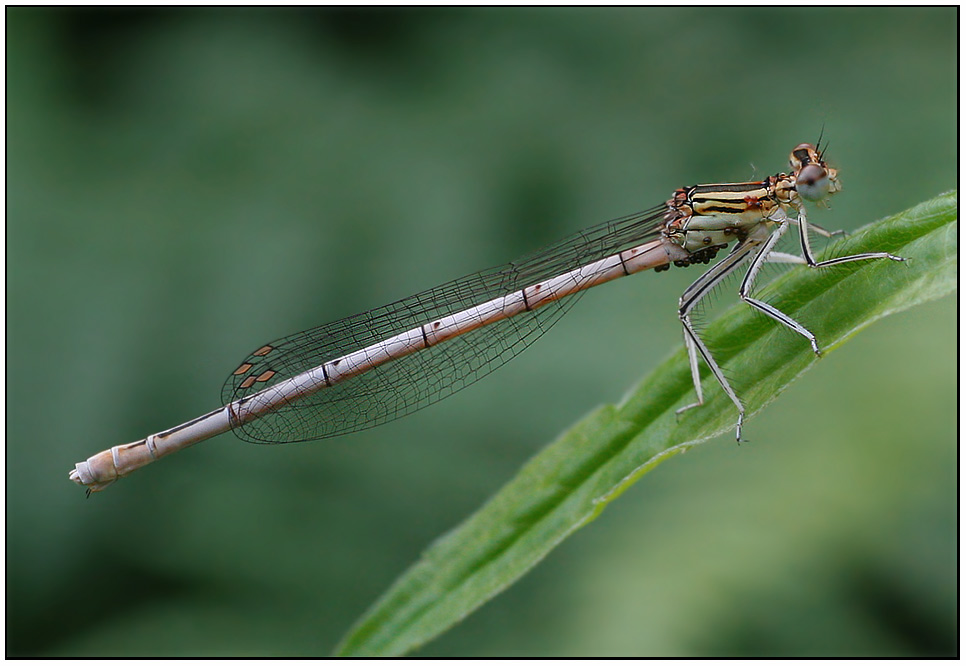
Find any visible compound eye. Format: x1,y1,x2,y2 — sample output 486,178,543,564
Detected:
789,143,816,171
796,163,830,201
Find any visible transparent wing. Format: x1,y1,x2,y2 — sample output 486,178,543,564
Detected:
222,205,668,443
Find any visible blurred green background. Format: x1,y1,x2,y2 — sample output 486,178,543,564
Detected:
7,7,956,657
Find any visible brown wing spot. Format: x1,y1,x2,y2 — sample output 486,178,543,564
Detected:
253,345,274,356
333,359,341,366
256,370,276,382
433,321,441,329
534,283,542,291
233,363,253,376
239,376,257,389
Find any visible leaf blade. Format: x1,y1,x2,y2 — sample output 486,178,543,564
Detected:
335,191,957,656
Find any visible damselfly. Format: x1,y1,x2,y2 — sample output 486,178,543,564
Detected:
70,142,903,492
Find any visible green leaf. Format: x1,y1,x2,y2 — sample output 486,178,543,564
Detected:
334,191,958,656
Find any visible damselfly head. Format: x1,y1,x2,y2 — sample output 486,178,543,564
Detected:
790,143,840,203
